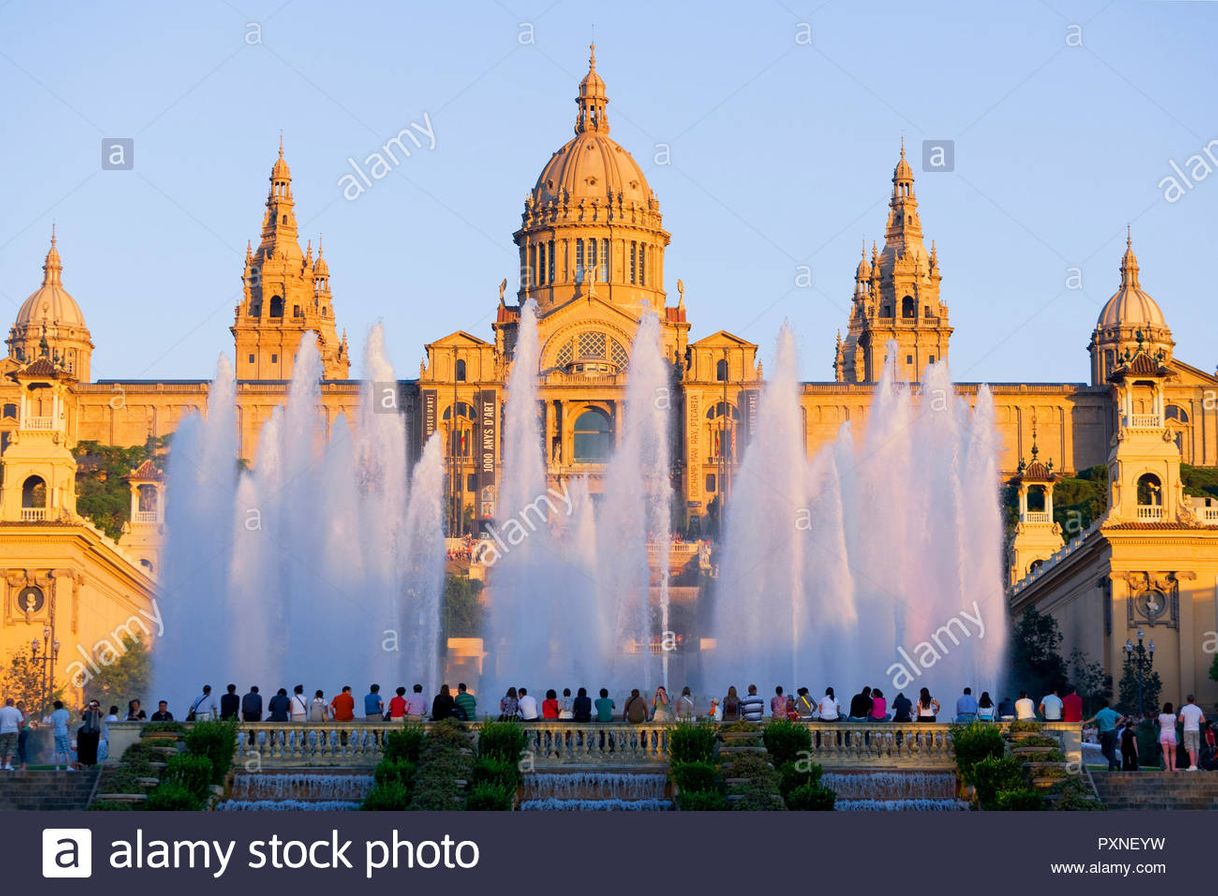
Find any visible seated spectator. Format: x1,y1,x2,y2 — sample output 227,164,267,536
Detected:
542,689,560,720
1014,691,1036,721
891,691,913,723
740,685,765,722
997,695,1016,721
1039,688,1064,722
848,686,873,721
869,688,889,721
955,687,978,723
817,688,840,722
976,691,996,722
573,687,593,723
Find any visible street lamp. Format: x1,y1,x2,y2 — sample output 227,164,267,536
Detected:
1123,628,1156,717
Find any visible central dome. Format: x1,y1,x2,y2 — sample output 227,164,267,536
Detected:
15,232,88,330
1096,237,1167,330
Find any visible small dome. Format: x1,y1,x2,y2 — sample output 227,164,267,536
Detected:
1096,236,1167,330
15,232,88,330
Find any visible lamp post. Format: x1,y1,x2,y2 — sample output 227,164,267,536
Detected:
30,626,60,715
1123,627,1156,717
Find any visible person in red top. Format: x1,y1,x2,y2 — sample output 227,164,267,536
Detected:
542,689,560,720
330,685,356,721
1061,686,1083,723
388,686,408,720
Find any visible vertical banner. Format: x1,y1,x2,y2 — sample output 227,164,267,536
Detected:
422,389,437,440
477,390,496,519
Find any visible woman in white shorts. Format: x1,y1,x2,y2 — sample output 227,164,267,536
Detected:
1157,702,1178,772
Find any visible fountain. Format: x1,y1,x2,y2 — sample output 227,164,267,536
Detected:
153,326,445,710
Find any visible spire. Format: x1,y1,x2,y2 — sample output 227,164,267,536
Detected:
1120,225,1140,289
1030,409,1040,460
885,140,924,253
259,136,301,259
575,42,609,135
42,226,63,287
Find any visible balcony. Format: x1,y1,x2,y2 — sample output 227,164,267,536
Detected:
22,416,55,431
1125,414,1163,429
1136,505,1163,521
20,508,46,522
132,511,160,524
1024,511,1052,524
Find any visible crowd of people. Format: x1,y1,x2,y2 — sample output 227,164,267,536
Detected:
1084,694,1212,773
0,696,116,772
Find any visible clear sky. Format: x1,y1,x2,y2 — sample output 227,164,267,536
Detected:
0,0,1214,384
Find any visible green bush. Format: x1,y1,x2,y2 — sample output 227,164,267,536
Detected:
953,722,1007,782
1008,720,1043,733
670,760,722,794
725,752,773,779
384,726,426,763
183,720,237,784
477,720,527,764
164,754,213,799
670,722,718,764
427,718,472,749
971,757,1027,810
677,789,728,811
142,722,186,735
471,756,519,793
145,782,203,811
776,760,823,797
762,719,812,766
362,781,411,811
994,788,1045,811
373,758,416,790
785,783,836,811
1053,776,1105,811
466,782,514,811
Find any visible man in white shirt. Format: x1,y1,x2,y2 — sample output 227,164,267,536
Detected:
0,698,23,771
517,687,539,721
1038,688,1063,721
1014,691,1036,721
1178,695,1206,771
189,685,218,721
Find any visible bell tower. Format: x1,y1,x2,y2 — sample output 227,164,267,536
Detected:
232,139,349,380
835,141,952,383
0,358,79,523
1009,418,1064,584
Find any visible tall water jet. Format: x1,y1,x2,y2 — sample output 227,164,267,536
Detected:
597,311,673,691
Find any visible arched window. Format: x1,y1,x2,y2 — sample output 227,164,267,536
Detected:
455,359,467,382
269,295,284,318
137,484,159,514
573,408,612,462
1166,405,1189,424
21,475,46,508
1137,473,1162,506
715,358,728,382
902,296,916,318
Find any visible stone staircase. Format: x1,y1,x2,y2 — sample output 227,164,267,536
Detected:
1092,771,1218,810
0,769,100,810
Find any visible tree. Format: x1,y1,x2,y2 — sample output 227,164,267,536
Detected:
442,575,484,640
85,637,151,711
0,644,61,716
1008,608,1068,699
1117,650,1162,717
1068,648,1112,716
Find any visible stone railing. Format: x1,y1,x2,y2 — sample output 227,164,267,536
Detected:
104,720,1081,771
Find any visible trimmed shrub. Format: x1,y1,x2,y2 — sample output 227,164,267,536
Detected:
670,760,722,794
677,789,728,811
1008,720,1043,733
670,722,718,764
145,782,203,811
953,721,1007,782
427,718,473,749
994,788,1046,811
471,756,519,793
373,758,416,790
477,720,527,764
1053,776,1104,811
971,756,1027,810
725,752,773,780
383,726,426,763
183,720,237,784
466,782,514,811
362,781,411,811
785,783,836,811
762,719,812,766
164,754,212,800
776,760,823,798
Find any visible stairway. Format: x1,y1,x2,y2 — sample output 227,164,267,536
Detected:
1091,771,1218,810
0,768,99,810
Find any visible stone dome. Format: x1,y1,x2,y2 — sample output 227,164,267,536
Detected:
15,232,88,330
1096,237,1167,330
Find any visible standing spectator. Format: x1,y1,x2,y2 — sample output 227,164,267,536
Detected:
541,689,560,720
126,699,147,721
1039,688,1064,722
916,688,940,722
188,685,218,721
455,683,477,722
1178,695,1206,772
557,687,573,720
290,685,309,724
1061,685,1083,723
594,688,615,723
1157,702,1178,772
430,685,457,721
740,685,765,722
976,692,996,722
0,698,22,771
817,687,841,722
330,686,355,722
652,686,672,722
498,687,519,721
220,684,240,721
624,688,648,724
997,695,1016,721
573,687,593,723
50,700,73,771
267,689,291,722
242,686,263,722
676,686,696,721
404,685,428,720
1085,700,1122,771
771,686,788,718
15,701,31,770
848,686,873,722
1120,718,1139,770
388,687,409,720
517,688,539,721
891,692,913,723
150,700,174,722
99,705,119,763
869,688,889,721
1014,691,1036,721
955,687,978,723
364,685,384,722
78,700,103,766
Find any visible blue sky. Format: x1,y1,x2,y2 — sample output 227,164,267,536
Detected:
0,0,1214,383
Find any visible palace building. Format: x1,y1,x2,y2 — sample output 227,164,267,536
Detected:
3,46,1218,705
